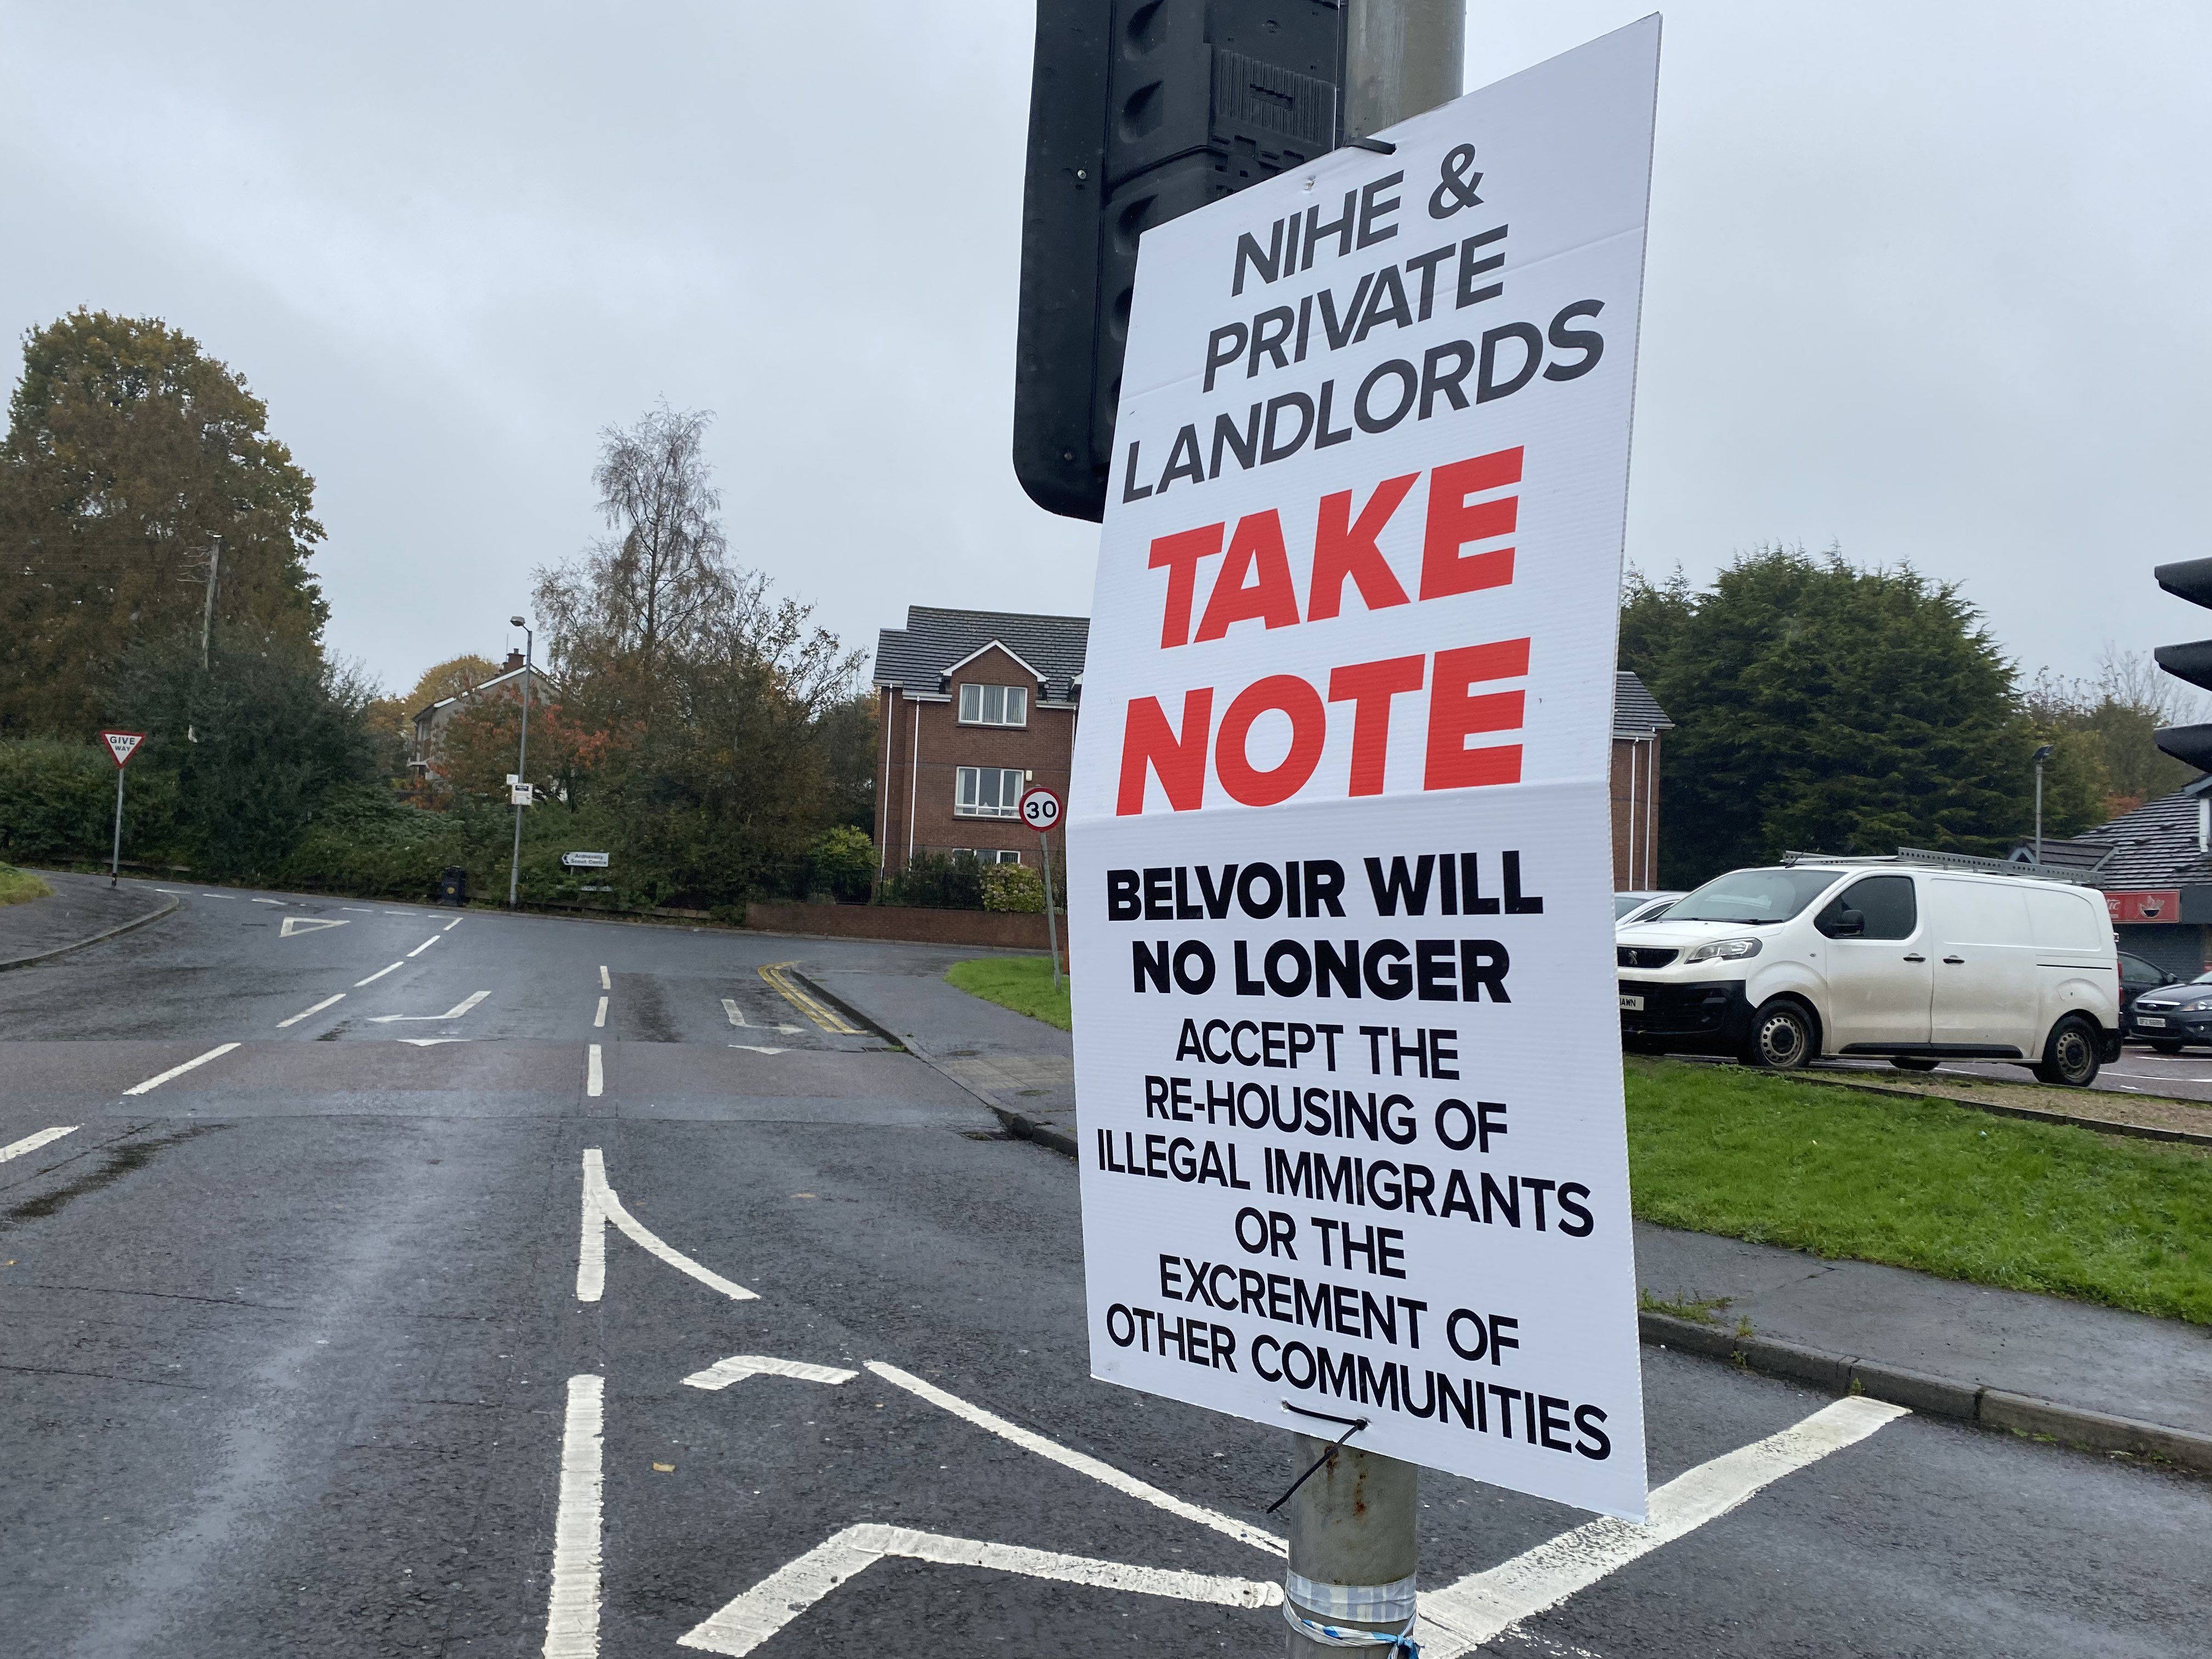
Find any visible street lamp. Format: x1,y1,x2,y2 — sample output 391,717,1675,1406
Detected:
509,615,533,910
2032,743,2055,863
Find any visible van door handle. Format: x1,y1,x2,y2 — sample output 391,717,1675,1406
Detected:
1943,955,1965,965
1902,953,1926,962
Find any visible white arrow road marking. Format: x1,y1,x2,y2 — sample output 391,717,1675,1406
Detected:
574,1149,756,1304
676,1526,1278,1657
682,1356,857,1391
407,934,441,958
278,916,348,936
366,990,489,1024
728,1045,789,1056
400,1038,470,1046
123,1043,240,1096
1415,1396,1911,1657
543,1373,604,1659
865,1361,1283,1556
1,1126,78,1163
276,992,345,1028
356,961,405,986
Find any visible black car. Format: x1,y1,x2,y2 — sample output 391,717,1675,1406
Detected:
2124,964,2212,1052
2120,950,2178,1013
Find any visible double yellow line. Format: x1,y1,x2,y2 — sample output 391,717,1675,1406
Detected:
759,962,862,1035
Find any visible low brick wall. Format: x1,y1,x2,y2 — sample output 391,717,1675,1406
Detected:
743,901,1062,953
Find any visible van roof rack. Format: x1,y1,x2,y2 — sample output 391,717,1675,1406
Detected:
1780,847,2094,885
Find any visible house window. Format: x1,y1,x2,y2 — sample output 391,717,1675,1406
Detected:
958,682,1028,726
956,766,1027,817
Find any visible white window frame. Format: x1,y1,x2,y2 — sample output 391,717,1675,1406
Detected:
958,682,1029,727
955,766,1029,819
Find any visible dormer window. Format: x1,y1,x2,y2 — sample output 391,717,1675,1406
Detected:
958,682,1028,726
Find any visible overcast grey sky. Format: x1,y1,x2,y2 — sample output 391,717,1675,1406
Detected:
3,3,2203,697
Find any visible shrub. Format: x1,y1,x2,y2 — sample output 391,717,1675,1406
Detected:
881,851,984,910
979,861,1046,912
809,824,876,901
0,739,178,864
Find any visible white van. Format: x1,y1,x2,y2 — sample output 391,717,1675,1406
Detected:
1615,855,2120,1086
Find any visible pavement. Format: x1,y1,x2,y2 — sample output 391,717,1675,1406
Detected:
0,868,177,968
2,882,2208,1657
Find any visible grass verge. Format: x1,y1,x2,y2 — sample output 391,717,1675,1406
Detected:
0,864,54,906
945,956,1070,1031
1626,1056,2212,1325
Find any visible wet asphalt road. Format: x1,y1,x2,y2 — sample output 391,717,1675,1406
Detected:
1,884,2207,1657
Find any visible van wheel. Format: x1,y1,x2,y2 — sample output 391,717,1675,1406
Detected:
2033,1015,2102,1087
1889,1057,1939,1073
2149,1040,2185,1055
1743,1000,1816,1071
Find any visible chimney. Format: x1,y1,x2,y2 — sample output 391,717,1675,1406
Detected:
505,650,525,672
2198,795,2208,855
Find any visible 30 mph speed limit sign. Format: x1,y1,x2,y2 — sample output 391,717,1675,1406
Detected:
1018,786,1063,833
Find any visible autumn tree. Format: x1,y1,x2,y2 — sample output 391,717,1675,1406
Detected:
0,311,328,737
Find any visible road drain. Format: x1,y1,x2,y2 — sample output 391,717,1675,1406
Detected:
1,1124,227,1227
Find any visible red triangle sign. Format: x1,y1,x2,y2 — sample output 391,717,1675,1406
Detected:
101,730,147,768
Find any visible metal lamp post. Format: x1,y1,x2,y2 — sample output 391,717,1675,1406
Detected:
508,616,533,910
2033,743,2054,862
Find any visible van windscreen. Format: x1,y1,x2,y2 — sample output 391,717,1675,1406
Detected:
1668,868,1842,924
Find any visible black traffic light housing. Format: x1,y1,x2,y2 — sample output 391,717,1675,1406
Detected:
1013,1,1347,522
2153,556,2212,772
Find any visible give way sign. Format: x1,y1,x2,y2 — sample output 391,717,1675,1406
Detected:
101,730,148,768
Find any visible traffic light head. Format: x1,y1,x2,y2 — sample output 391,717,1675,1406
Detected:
1013,1,1347,522
2153,557,2212,770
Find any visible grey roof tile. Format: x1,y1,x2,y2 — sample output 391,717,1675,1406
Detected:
874,607,1090,702
1613,670,1673,736
2029,781,2212,887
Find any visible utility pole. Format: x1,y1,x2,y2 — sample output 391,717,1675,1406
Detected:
1278,19,1461,1652
200,534,222,670
508,616,533,910
2032,744,2053,862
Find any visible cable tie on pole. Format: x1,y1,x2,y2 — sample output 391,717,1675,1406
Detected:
1266,1401,1370,1514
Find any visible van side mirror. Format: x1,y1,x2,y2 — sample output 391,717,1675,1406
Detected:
1825,909,1865,939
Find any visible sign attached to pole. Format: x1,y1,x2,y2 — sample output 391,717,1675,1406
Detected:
101,730,147,768
1066,21,1659,1521
1018,785,1063,834
561,851,611,870
510,783,536,808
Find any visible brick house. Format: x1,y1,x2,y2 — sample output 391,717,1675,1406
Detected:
1610,670,1673,889
872,608,1089,876
409,651,557,787
874,606,1671,891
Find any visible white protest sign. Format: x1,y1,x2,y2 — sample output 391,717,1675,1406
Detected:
1067,20,1659,1521
101,730,147,768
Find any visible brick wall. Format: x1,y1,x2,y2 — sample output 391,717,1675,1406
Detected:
1610,735,1661,889
744,901,1064,956
874,644,1077,873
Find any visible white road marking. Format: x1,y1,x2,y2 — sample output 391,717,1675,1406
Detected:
356,961,405,986
599,965,611,991
574,1149,755,1303
198,893,232,899
683,1355,858,1391
594,996,608,1029
400,1038,469,1046
407,935,441,958
250,897,285,905
365,990,489,1024
1,1126,78,1163
276,992,345,1029
123,1043,240,1096
155,888,186,895
340,906,376,913
444,917,462,932
722,997,747,1026
677,1525,1277,1657
542,1373,605,1659
1415,1396,1910,1657
865,1361,1284,1556
586,1045,603,1098
728,1044,789,1055
279,916,347,936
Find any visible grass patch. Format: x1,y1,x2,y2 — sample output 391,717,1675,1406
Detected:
0,864,54,906
945,956,1070,1031
1626,1057,2212,1325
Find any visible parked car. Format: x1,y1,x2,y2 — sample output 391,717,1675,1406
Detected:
2123,969,2212,1052
1616,857,2121,1086
2119,950,2180,1015
1615,890,1686,928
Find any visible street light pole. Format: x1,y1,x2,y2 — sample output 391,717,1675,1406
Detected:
509,616,533,910
1279,5,1461,1655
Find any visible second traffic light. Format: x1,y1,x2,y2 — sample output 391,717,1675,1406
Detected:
1013,1,1346,522
2154,556,2212,771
